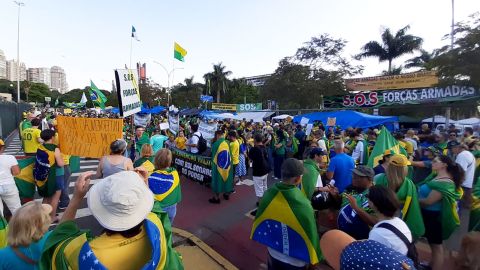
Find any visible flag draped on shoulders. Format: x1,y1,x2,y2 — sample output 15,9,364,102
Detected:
375,174,425,239
89,80,108,109
211,138,233,193
367,126,408,168
301,159,320,199
148,167,182,208
0,216,7,248
14,157,36,202
427,180,463,240
134,156,155,173
469,177,480,231
251,182,322,264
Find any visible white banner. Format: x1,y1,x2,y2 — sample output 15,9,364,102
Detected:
160,122,169,130
168,115,179,135
115,69,141,117
134,113,151,127
199,121,217,147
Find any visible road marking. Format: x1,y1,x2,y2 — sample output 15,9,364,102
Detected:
79,165,98,169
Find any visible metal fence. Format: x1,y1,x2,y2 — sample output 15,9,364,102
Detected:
0,101,32,140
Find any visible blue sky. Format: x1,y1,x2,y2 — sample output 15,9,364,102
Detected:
1,0,479,91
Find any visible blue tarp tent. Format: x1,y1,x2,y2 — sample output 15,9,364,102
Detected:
107,105,165,115
293,110,398,129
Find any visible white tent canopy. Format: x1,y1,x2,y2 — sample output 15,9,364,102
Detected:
234,111,275,123
272,114,292,120
456,118,480,125
422,115,457,124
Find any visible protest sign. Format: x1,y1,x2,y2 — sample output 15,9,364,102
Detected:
115,69,141,117
300,117,309,126
168,115,179,135
327,117,336,126
63,108,72,114
159,122,169,130
305,124,313,136
57,116,123,158
199,121,217,147
172,148,212,183
211,103,237,111
134,113,151,127
345,71,438,91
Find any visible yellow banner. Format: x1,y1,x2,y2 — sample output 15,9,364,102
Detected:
57,116,124,158
345,71,438,91
211,103,237,111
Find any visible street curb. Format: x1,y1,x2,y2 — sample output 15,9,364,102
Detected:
173,227,239,270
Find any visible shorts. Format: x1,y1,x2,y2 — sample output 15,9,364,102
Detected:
422,208,442,244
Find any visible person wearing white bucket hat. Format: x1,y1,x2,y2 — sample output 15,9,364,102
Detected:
39,170,184,270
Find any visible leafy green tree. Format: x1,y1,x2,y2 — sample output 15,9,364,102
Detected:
430,13,480,87
138,78,167,107
356,25,423,74
404,49,434,70
26,82,50,103
203,63,232,103
223,79,259,104
171,76,203,108
381,65,403,75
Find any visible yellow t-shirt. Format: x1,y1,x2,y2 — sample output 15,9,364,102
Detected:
22,128,41,154
175,137,187,150
89,229,151,270
230,139,240,165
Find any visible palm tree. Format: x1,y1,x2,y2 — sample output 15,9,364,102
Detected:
404,49,434,70
203,63,232,103
356,25,423,74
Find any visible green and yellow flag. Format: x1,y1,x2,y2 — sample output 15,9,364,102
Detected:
367,126,407,168
375,174,425,239
251,182,322,264
148,167,182,208
469,177,480,231
211,138,233,193
14,157,36,202
174,42,187,62
89,80,108,109
134,156,155,173
0,216,7,248
428,180,463,240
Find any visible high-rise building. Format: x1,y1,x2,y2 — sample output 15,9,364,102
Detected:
0,50,6,79
50,66,68,93
6,60,27,81
27,67,50,87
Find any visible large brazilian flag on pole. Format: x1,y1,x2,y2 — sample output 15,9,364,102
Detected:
251,182,322,264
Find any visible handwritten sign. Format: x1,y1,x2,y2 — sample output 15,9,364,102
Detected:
115,69,141,117
57,116,123,158
327,117,336,126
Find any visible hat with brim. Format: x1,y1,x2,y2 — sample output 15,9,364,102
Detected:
88,171,154,231
352,166,374,179
389,154,411,167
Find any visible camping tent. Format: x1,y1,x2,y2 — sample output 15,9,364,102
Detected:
292,110,398,129
421,116,457,124
272,114,292,120
456,118,480,125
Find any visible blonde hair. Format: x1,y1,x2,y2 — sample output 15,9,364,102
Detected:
8,201,51,247
385,165,408,192
154,148,172,170
141,144,153,158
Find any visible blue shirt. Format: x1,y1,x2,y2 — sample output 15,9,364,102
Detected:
0,231,52,270
418,184,442,211
150,135,168,154
327,153,355,193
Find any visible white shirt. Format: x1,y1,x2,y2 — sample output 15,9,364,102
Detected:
189,131,201,154
315,174,323,188
316,139,327,152
456,150,476,188
0,154,18,185
405,137,418,151
352,141,364,164
369,218,412,255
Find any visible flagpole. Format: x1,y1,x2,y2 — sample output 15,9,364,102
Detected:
129,36,133,69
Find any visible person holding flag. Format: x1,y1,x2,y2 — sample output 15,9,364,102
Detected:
251,158,322,269
88,80,108,109
209,130,234,204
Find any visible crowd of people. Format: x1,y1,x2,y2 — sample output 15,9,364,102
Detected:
0,108,479,270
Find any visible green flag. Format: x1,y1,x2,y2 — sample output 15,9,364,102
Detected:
54,98,59,107
428,180,462,239
89,80,108,109
469,177,480,231
367,126,408,168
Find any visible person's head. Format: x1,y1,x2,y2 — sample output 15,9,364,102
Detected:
333,139,344,153
31,118,41,127
110,139,127,155
135,126,145,137
178,130,185,137
281,158,304,185
214,130,224,140
327,132,335,140
168,135,175,142
308,148,325,164
140,144,153,158
367,130,377,140
40,129,55,143
449,141,466,155
254,133,264,145
464,127,474,137
154,148,172,170
228,130,237,141
351,166,374,190
88,171,154,236
379,149,395,165
191,124,199,132
432,155,465,189
438,133,448,143
276,129,285,140
421,123,429,131
367,185,400,218
7,201,52,247
406,129,415,138
449,132,458,141
385,154,410,192
394,132,405,141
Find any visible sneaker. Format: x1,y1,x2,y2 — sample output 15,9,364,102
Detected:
58,205,68,211
250,209,257,216
223,193,230,200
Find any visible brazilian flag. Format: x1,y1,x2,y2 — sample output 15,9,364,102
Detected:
40,206,184,269
14,157,36,202
251,182,322,264
148,168,182,208
211,138,233,193
134,156,155,173
0,215,7,248
367,126,408,168
469,177,480,231
428,180,463,239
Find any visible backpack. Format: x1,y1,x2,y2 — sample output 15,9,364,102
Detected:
194,133,207,154
33,145,55,189
378,223,419,268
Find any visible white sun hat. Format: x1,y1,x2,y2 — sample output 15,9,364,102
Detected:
87,171,154,231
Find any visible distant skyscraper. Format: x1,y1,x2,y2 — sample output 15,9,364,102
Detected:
27,67,50,87
6,60,27,81
50,66,68,93
0,50,6,79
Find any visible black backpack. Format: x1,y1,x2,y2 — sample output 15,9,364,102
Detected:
194,133,207,154
377,222,419,268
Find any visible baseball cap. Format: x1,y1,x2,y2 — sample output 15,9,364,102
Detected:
352,166,374,178
281,158,305,178
88,171,154,231
389,154,411,167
